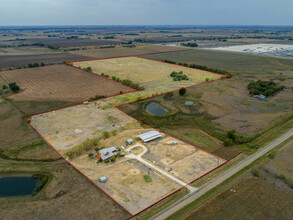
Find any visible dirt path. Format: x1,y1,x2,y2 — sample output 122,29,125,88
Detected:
126,143,197,192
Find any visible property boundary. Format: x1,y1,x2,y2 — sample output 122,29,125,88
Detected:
24,56,231,216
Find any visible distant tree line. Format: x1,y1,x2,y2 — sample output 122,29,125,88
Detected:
47,45,60,50
180,42,198,47
247,80,285,96
163,60,231,76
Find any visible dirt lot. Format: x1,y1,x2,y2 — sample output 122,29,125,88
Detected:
0,64,135,102
144,137,225,183
72,156,180,215
0,53,91,70
30,101,141,154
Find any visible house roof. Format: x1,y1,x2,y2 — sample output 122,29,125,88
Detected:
98,147,117,160
136,131,162,142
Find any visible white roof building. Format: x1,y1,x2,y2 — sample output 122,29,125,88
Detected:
136,131,162,143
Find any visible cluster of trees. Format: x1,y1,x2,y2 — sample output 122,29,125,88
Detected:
180,42,198,47
28,62,45,68
88,95,106,102
65,137,100,159
247,80,285,96
163,60,231,75
8,82,20,93
170,71,189,81
223,130,260,147
110,75,145,90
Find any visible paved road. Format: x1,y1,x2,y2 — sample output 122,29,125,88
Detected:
151,128,293,220
126,144,197,192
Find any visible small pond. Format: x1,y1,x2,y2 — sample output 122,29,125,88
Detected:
0,176,41,198
145,102,167,116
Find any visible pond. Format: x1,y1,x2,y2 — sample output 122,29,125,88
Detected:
0,176,41,198
145,102,167,116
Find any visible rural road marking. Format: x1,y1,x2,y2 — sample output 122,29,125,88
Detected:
150,128,293,220
126,143,197,192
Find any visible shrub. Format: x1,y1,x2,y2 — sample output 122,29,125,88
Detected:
252,169,260,177
65,150,75,159
143,174,152,183
104,159,109,163
112,130,117,136
103,131,110,139
88,152,93,158
94,147,100,152
163,92,173,100
224,138,233,146
2,84,8,89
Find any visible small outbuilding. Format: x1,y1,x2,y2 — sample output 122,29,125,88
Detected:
253,94,267,101
172,141,178,145
136,131,162,143
121,145,125,150
125,139,133,145
185,101,194,106
99,176,107,183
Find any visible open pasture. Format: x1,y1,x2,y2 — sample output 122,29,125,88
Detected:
73,56,220,93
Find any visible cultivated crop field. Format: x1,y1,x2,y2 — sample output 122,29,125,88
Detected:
0,64,135,102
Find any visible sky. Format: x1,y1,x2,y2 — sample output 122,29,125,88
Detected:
0,0,292,26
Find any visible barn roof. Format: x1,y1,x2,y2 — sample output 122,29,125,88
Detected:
136,131,162,142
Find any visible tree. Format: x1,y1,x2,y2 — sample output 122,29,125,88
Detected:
179,88,186,96
65,150,75,159
9,82,20,93
2,84,8,89
94,147,100,152
227,130,236,140
88,152,93,158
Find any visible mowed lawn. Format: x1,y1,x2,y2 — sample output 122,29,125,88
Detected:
73,57,219,86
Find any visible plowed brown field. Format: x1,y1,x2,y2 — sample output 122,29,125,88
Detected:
0,64,135,102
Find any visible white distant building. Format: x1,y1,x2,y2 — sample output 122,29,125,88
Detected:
136,131,162,143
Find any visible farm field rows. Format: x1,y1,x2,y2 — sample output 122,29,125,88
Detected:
0,64,135,102
28,56,228,215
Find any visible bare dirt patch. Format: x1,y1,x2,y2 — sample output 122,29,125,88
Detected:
71,156,180,215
